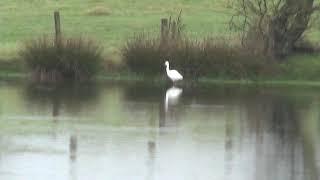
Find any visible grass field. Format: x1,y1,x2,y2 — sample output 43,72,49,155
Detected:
0,0,236,60
1,0,320,81
1,0,319,58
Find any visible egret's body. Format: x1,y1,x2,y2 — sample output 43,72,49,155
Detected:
164,61,183,83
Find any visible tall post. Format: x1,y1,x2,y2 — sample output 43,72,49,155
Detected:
161,18,168,43
171,21,177,40
54,11,61,46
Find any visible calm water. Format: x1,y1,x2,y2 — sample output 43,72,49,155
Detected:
0,80,319,180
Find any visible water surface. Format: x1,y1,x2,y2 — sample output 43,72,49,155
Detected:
0,81,319,180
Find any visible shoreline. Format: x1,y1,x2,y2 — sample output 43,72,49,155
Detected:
1,71,320,88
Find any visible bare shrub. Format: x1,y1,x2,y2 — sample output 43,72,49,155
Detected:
230,0,320,59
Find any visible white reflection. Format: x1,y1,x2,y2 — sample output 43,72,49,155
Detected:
165,86,183,113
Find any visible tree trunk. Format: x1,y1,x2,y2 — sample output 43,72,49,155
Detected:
267,0,314,58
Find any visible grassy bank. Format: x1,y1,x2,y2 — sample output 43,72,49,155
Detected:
4,67,320,88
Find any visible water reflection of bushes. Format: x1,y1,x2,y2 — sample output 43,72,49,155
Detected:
23,82,101,114
123,82,166,102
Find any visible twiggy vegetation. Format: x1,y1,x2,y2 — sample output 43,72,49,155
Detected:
230,0,320,59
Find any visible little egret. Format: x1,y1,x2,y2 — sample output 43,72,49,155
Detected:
164,61,183,83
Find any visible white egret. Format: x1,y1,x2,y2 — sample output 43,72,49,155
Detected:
164,61,183,83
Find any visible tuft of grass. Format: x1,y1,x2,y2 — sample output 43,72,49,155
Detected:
19,36,104,82
122,33,276,79
122,33,163,75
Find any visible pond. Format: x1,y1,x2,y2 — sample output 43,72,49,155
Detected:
0,80,319,180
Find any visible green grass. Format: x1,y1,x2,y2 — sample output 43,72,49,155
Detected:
0,0,318,59
0,0,237,61
279,54,320,80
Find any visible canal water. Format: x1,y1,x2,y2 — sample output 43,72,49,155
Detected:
0,81,319,180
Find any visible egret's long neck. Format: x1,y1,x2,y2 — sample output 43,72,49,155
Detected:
166,64,170,72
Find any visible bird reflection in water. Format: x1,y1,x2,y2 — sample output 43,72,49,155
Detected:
161,60,183,125
160,86,183,128
165,86,183,113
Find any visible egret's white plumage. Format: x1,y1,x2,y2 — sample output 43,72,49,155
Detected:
164,61,183,83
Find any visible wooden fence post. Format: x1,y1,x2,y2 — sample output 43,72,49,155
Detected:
171,21,177,39
161,18,168,42
54,11,61,46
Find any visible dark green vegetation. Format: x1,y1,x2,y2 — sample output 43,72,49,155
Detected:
20,37,103,82
122,34,274,79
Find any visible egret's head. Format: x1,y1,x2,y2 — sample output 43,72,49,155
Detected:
164,61,169,67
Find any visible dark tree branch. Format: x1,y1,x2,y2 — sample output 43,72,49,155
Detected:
230,0,316,58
